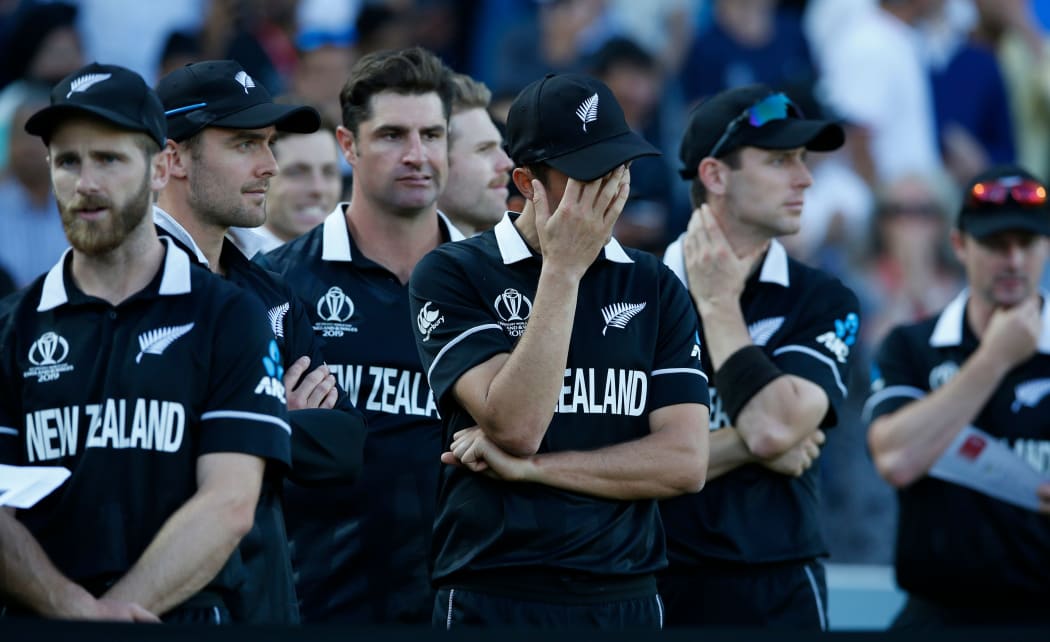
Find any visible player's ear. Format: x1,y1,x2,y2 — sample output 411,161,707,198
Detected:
166,139,189,179
149,144,172,192
336,126,358,165
512,167,534,199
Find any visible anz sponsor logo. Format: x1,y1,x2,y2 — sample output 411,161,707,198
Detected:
254,340,286,404
556,368,648,416
494,288,532,337
329,364,438,417
314,286,357,337
24,398,186,462
25,331,74,383
816,312,858,364
417,302,444,341
691,330,703,362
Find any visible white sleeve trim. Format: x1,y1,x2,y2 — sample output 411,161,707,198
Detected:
861,385,926,424
651,367,709,382
427,324,504,383
0,426,17,436
200,410,291,435
771,344,847,396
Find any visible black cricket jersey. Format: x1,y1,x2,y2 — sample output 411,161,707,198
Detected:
257,204,465,623
154,209,364,624
0,239,290,605
408,213,710,585
864,290,1050,606
659,238,860,565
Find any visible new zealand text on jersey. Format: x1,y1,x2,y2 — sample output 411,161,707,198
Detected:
556,368,648,416
330,364,438,417
25,398,186,463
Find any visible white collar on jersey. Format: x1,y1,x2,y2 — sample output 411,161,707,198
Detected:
153,205,269,264
37,236,192,311
929,288,1050,354
664,235,789,288
321,203,466,262
493,212,633,265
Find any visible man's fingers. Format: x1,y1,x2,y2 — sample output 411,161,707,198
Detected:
814,430,826,446
591,165,626,218
320,385,338,409
131,605,161,623
283,356,312,388
531,179,551,223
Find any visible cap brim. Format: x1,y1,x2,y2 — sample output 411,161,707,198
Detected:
745,118,845,153
961,212,1050,239
208,102,321,134
25,104,163,146
545,130,661,182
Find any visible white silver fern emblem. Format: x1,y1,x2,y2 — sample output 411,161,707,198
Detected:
748,316,785,346
267,302,289,339
66,73,112,98
601,302,646,335
576,92,599,132
135,322,195,363
234,71,256,94
1011,378,1050,412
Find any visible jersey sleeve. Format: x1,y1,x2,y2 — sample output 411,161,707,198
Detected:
200,289,291,467
768,280,861,427
862,325,929,425
650,264,710,411
408,248,512,416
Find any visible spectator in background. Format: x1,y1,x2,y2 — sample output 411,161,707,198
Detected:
258,113,343,251
0,82,67,288
923,0,1016,186
290,40,355,135
0,2,83,90
855,173,964,348
158,31,204,80
819,0,943,188
589,36,676,253
971,0,1050,183
678,0,815,107
438,72,512,237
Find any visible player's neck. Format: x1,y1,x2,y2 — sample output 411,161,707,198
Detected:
720,214,772,276
344,200,442,284
70,215,165,306
157,192,227,275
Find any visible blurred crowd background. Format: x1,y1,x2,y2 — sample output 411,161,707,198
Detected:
3,0,1050,567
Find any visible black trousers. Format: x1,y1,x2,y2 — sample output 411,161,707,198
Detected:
433,587,664,630
658,559,827,629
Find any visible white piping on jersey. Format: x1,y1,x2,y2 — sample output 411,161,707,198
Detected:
656,594,664,629
862,385,925,424
445,588,455,630
37,237,191,311
493,214,633,265
200,410,291,435
803,563,827,631
930,288,1050,354
0,427,18,436
651,367,709,382
321,204,466,262
664,236,790,288
427,324,503,384
771,344,847,396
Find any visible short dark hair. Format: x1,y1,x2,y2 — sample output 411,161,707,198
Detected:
339,46,452,134
587,36,657,77
688,150,741,209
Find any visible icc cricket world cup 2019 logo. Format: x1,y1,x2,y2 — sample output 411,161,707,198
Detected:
314,286,357,337
494,288,532,337
25,331,75,382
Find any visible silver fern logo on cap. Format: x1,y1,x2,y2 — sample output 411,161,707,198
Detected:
66,73,112,99
576,92,598,132
234,71,256,94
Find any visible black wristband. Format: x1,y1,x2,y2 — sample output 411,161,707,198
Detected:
714,345,783,425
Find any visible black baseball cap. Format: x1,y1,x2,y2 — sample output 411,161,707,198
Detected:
958,165,1050,238
24,62,167,147
157,60,320,142
679,84,844,180
505,73,660,182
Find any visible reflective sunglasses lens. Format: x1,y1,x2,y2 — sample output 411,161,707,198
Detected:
970,179,1048,207
1011,181,1047,205
747,94,792,127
